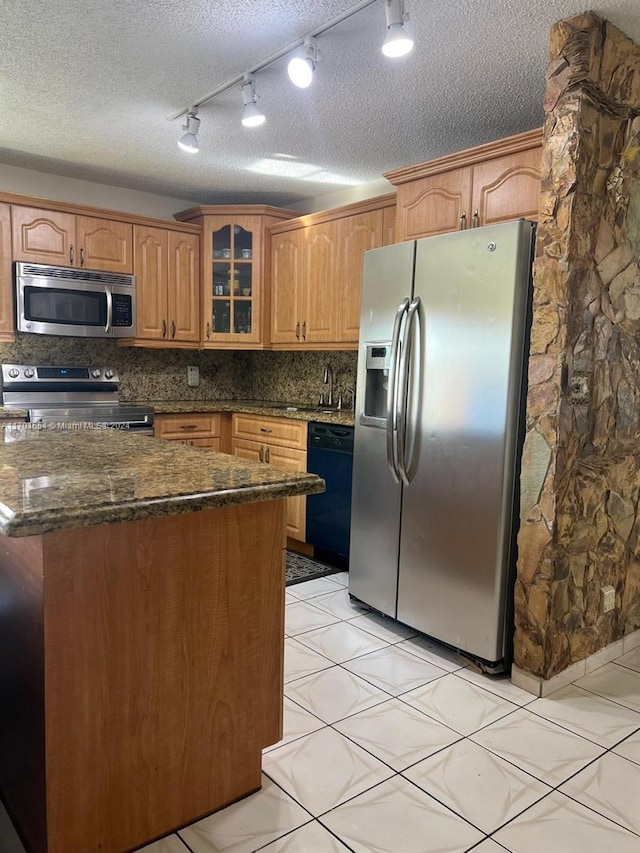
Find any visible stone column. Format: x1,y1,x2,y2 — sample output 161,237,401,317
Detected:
515,12,640,681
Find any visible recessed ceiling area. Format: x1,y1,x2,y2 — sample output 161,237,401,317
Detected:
0,0,639,208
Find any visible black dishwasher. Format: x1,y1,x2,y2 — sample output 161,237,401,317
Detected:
306,422,354,568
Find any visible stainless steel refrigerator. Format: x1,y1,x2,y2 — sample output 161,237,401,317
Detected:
349,219,536,672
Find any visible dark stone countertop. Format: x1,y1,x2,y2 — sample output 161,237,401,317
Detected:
134,400,356,427
0,427,325,537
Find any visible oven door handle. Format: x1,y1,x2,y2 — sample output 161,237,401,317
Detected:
104,288,113,334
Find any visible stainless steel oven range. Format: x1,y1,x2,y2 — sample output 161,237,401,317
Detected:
1,364,154,436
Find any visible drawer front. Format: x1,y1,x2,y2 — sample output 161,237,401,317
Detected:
232,414,307,449
154,413,221,439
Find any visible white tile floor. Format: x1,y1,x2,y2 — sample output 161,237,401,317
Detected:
2,570,640,853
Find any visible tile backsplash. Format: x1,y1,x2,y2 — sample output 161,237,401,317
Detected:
0,336,357,405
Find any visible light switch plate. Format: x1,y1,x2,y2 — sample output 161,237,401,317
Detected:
187,365,199,387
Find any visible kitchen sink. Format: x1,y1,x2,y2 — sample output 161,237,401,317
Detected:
265,403,339,414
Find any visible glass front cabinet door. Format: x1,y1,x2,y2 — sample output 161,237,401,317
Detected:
172,207,297,348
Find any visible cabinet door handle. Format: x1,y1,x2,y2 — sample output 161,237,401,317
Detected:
259,446,264,462
302,321,306,340
162,320,167,338
265,446,270,463
206,322,211,339
70,244,75,265
171,320,176,339
458,212,466,231
80,247,85,267
472,209,479,228
179,424,198,431
260,427,272,433
295,322,300,340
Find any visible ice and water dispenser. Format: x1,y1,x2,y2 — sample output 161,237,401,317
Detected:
361,344,390,423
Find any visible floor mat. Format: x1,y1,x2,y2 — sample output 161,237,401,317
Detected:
285,551,341,586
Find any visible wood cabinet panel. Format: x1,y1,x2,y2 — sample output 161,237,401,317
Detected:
471,147,542,226
271,230,303,344
0,203,14,339
76,216,133,273
303,224,336,343
382,205,397,246
132,226,199,345
231,414,308,541
168,232,199,342
135,226,169,340
155,413,221,440
232,414,307,449
12,206,133,272
12,206,75,266
336,211,383,343
397,168,472,240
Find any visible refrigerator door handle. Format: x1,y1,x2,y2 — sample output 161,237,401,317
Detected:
397,296,420,485
386,297,409,483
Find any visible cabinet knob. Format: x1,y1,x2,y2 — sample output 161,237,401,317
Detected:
70,245,75,265
162,320,167,338
206,322,211,339
260,427,272,433
301,321,306,340
265,446,270,463
458,212,466,231
171,320,176,339
80,247,85,267
472,210,479,228
259,446,264,462
179,424,197,431
295,322,300,340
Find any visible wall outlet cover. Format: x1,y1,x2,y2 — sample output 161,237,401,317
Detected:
601,585,615,613
187,366,200,387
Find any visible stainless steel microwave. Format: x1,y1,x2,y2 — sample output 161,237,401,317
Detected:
14,262,136,338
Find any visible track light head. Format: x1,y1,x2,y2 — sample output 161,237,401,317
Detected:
178,110,200,153
382,0,414,58
241,74,266,127
288,36,318,89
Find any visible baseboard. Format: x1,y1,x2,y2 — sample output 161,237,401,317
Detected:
511,627,640,697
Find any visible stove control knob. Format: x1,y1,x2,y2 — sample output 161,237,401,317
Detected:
104,369,115,380
7,368,19,378
24,368,35,379
91,369,102,378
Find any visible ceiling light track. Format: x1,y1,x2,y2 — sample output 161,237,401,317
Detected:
171,0,414,151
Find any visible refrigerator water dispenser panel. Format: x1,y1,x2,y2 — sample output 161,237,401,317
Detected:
362,344,390,423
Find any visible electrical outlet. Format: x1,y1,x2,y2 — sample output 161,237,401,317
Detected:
187,365,199,387
601,585,615,614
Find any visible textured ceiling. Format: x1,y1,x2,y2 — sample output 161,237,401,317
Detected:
1,0,639,208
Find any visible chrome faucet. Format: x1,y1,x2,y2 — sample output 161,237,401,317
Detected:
323,363,334,407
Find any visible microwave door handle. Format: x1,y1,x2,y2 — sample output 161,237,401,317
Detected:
386,298,409,484
104,288,113,334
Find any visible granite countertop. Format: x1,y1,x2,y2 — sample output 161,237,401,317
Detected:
0,428,324,538
137,400,356,426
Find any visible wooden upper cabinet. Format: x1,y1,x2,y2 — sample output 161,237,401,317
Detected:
173,205,298,349
471,147,542,227
133,225,199,345
12,206,75,266
397,167,472,241
168,232,199,343
0,203,14,340
268,194,396,349
336,210,383,343
75,216,132,274
382,205,397,246
11,205,133,272
271,229,304,344
303,223,337,344
385,128,543,242
134,225,169,340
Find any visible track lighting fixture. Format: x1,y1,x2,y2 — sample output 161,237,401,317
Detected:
177,110,200,153
169,0,417,154
287,36,318,89
382,0,414,58
241,74,265,127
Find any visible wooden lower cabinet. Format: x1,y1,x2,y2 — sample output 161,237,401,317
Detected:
154,412,229,453
231,414,308,541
